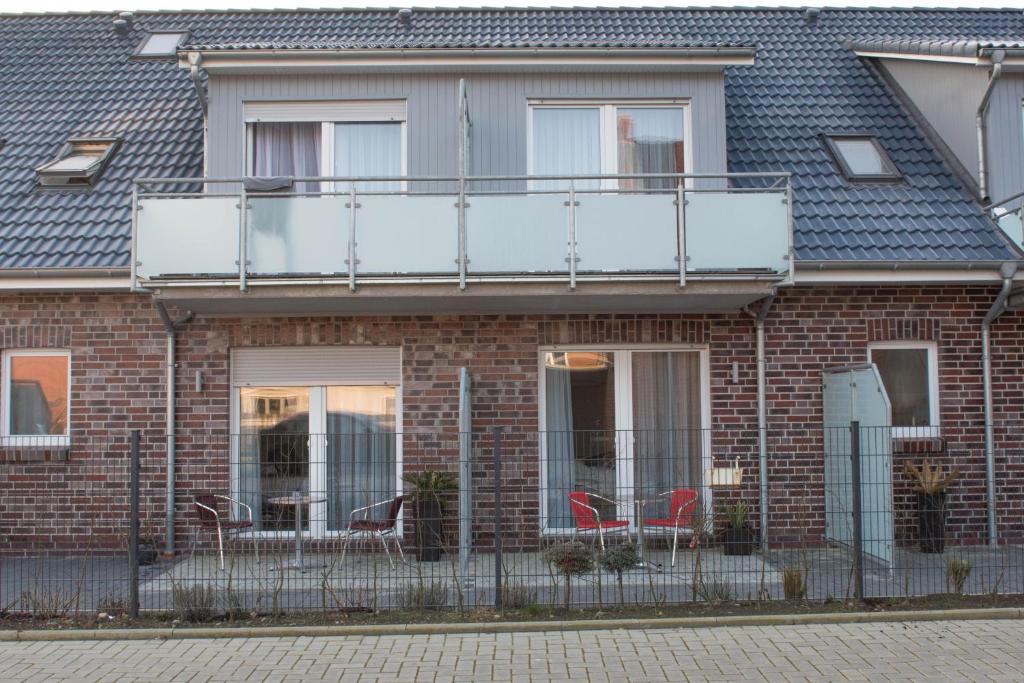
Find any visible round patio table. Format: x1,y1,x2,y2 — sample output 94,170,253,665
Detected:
633,498,663,572
267,491,326,571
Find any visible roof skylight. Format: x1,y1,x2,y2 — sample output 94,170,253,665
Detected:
822,133,902,183
35,137,120,190
134,31,187,57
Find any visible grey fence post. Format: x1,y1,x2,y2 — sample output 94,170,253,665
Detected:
493,426,503,610
129,430,141,619
849,420,865,602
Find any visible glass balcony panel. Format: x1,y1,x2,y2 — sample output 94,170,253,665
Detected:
685,191,789,273
355,195,458,275
247,196,349,276
575,194,679,272
136,196,240,278
467,194,568,274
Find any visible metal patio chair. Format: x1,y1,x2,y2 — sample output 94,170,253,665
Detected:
641,488,699,567
568,491,632,552
193,493,258,571
339,495,405,568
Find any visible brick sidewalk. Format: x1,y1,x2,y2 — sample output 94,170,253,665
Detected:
1,619,1023,681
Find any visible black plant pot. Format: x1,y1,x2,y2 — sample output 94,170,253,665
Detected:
917,492,947,554
415,499,444,562
137,546,159,566
723,526,756,556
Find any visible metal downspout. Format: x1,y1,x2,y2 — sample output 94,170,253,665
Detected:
155,301,194,558
976,53,1004,202
744,291,776,549
982,262,1017,546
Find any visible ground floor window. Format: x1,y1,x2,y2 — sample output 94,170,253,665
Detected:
230,347,401,536
540,346,710,532
867,341,939,438
1,349,70,446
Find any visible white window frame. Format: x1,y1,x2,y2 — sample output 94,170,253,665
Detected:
867,341,940,438
1,349,71,447
229,377,403,540
242,100,408,191
537,344,712,536
526,99,693,190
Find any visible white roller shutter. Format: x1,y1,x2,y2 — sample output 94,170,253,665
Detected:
244,100,406,123
231,346,401,386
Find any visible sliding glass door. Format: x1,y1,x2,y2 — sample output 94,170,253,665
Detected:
325,386,398,532
542,347,708,532
235,385,399,536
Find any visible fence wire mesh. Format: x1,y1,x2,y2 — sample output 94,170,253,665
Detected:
3,425,1024,617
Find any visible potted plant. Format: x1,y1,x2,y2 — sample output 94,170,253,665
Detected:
401,470,458,562
722,501,756,556
904,459,958,553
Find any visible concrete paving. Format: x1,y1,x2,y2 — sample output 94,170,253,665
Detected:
1,618,1022,681
4,544,1023,613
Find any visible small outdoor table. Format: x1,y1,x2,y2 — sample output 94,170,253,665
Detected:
633,498,663,572
267,491,327,571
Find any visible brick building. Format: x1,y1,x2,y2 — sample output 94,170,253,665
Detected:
2,8,1024,564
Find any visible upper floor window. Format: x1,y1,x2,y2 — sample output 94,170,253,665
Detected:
528,101,689,191
868,341,939,438
244,100,406,193
2,349,71,446
823,133,901,183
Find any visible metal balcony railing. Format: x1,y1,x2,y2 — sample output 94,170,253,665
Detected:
131,172,793,292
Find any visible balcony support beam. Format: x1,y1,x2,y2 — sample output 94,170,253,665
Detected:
676,181,687,288
457,177,468,290
566,184,578,291
346,183,359,292
237,186,248,293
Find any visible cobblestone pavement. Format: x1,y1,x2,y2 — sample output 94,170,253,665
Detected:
1,619,1023,682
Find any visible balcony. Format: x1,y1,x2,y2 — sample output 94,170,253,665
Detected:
132,173,792,313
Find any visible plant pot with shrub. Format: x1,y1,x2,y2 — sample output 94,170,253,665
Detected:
402,470,458,562
722,502,756,556
904,459,958,554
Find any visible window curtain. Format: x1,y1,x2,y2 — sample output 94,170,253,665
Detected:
544,361,576,530
334,122,402,192
872,348,930,427
251,122,322,193
632,352,703,517
617,108,685,191
326,387,397,531
532,108,601,191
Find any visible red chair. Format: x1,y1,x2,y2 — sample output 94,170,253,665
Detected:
339,495,405,568
642,488,699,567
568,491,631,551
194,494,257,571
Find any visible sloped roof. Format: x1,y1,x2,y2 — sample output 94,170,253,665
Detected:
0,7,1022,269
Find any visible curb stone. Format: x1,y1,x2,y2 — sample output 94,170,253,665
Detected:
0,607,1021,642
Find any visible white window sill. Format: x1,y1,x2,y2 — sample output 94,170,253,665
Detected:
0,435,70,449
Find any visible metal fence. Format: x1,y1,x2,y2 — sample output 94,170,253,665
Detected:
3,424,1024,617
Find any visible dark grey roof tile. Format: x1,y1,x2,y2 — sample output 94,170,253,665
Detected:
0,7,1020,269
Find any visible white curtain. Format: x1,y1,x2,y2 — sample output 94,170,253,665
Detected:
325,387,397,530
632,352,703,517
334,122,402,192
251,122,322,193
617,108,685,191
544,362,576,530
532,108,601,191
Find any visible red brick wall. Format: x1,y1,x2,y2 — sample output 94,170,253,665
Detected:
0,293,167,554
1,284,1023,554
